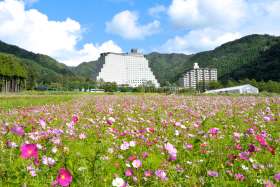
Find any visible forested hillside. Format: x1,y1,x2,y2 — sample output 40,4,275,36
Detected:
0,34,279,90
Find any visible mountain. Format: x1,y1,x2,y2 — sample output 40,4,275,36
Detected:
0,40,78,88
0,34,279,89
74,34,280,86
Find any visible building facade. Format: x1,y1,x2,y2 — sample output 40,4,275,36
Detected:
179,63,217,90
95,49,160,87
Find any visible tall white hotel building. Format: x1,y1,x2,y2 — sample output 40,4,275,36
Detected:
95,49,160,87
179,63,217,89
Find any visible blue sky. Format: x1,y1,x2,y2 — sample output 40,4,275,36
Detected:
0,0,280,66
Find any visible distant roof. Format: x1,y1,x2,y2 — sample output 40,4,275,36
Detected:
206,84,258,93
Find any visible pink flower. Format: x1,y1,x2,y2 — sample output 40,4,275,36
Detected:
11,125,25,136
79,133,87,140
144,170,153,177
155,170,167,180
132,159,142,168
120,142,130,150
208,127,219,136
20,144,38,159
207,170,219,177
263,116,271,122
256,135,268,147
274,173,280,182
235,173,245,181
239,152,250,160
185,144,193,150
264,180,276,187
125,168,133,177
142,152,149,159
164,143,177,161
39,119,47,129
55,168,73,187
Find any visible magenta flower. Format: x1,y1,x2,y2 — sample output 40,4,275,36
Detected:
274,173,280,182
256,135,268,147
54,168,73,187
20,144,38,159
207,170,219,177
125,168,133,177
248,144,257,153
72,115,78,124
107,117,115,125
235,173,245,181
132,159,142,168
208,128,219,136
11,125,25,136
155,170,167,180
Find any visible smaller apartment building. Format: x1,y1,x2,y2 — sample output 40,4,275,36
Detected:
179,63,217,90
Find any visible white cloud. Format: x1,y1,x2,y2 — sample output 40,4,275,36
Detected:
160,29,241,54
0,0,122,66
148,5,166,18
168,0,246,29
161,0,280,54
106,10,160,40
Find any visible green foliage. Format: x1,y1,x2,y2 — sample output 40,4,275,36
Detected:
0,54,27,78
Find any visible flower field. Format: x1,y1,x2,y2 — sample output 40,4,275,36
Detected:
0,94,280,186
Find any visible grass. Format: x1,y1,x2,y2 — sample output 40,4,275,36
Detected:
0,93,77,110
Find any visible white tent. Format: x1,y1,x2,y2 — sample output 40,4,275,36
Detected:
205,84,259,94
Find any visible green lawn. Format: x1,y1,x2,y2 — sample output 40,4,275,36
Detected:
0,93,77,110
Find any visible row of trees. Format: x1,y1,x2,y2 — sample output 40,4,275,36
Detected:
0,54,27,92
207,79,280,93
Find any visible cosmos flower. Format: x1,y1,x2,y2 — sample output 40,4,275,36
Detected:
239,152,250,161
274,173,280,182
20,144,38,159
39,119,47,129
185,144,193,150
235,173,245,181
125,168,133,177
107,117,116,125
155,170,167,181
120,142,130,150
207,170,219,177
54,168,73,187
208,128,219,136
164,143,177,160
11,125,25,136
132,159,142,168
72,115,79,124
256,135,268,147
144,170,153,177
112,177,126,187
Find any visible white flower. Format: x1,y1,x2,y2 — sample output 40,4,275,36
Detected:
180,125,186,129
241,165,249,171
120,142,130,150
112,177,125,187
36,144,42,150
129,141,136,147
175,130,180,136
52,147,58,154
